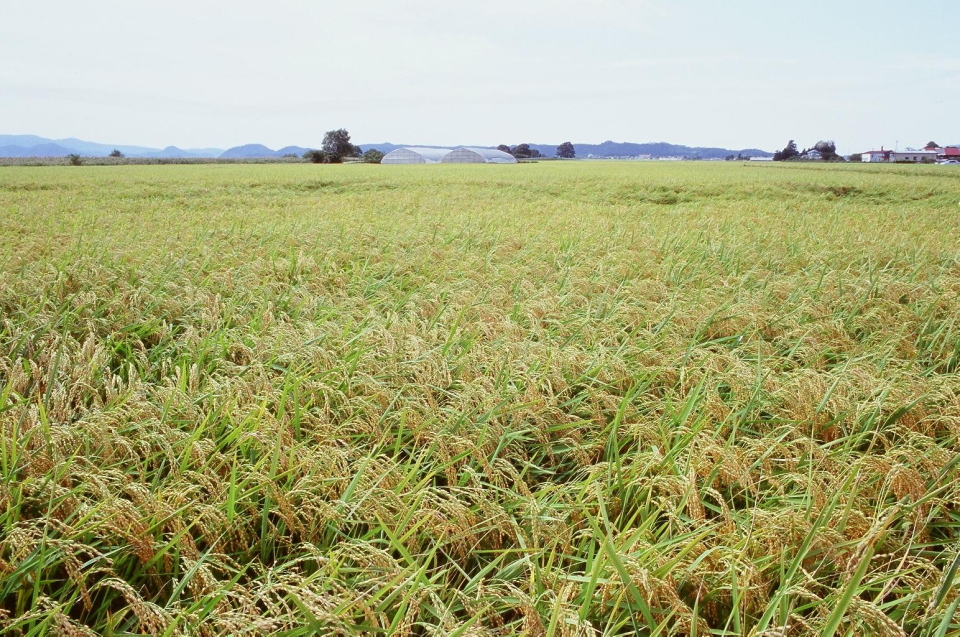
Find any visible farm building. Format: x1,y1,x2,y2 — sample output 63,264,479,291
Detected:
889,150,937,163
380,147,452,164
860,147,947,163
440,147,517,164
861,149,893,163
938,147,960,161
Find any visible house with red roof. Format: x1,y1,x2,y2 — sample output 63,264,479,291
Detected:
859,145,959,163
861,148,893,162
938,147,960,161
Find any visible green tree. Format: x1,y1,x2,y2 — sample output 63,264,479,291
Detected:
497,144,512,154
67,153,83,166
108,149,124,158
511,143,532,159
556,141,575,158
362,149,385,163
772,140,799,161
814,140,840,161
303,149,327,163
321,129,361,163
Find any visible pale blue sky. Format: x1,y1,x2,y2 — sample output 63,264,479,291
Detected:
2,1,957,153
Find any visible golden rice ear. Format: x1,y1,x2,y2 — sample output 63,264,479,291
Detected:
94,578,171,634
3,162,958,634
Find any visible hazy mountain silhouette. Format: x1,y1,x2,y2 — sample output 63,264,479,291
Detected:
219,144,280,158
141,146,215,158
1,134,773,160
539,140,773,159
359,141,772,159
0,135,223,157
0,143,79,157
276,146,312,156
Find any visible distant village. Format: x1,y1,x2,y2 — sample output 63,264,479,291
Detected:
745,140,960,164
857,142,959,164
582,141,960,163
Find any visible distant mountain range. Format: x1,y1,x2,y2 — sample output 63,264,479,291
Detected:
0,135,225,158
1,134,773,160
333,141,774,160
218,144,312,158
550,141,773,159
0,135,312,159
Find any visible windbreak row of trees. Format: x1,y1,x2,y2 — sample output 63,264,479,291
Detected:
89,131,575,166
497,143,540,159
308,132,577,163
773,139,842,161
496,142,576,159
303,129,383,164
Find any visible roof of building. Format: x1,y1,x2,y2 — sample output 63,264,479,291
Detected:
381,147,453,163
440,147,518,164
460,147,518,162
941,147,960,157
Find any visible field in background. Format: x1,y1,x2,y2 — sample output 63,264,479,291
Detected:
1,162,959,635
0,156,307,167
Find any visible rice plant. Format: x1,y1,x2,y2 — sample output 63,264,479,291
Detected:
1,161,959,635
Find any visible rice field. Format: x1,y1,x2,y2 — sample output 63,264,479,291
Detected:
1,161,959,636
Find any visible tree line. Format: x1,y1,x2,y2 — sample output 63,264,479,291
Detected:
303,131,579,163
497,142,576,159
303,129,384,164
97,131,580,166
773,139,842,162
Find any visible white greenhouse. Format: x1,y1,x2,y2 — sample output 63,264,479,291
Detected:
380,147,452,164
440,147,517,164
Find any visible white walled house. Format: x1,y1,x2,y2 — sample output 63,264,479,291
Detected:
861,149,892,162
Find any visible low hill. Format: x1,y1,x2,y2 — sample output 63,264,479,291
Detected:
182,148,227,157
142,146,203,158
1,134,773,160
0,135,225,158
524,141,772,159
358,141,772,159
276,146,312,157
52,137,159,156
0,143,78,157
219,144,279,159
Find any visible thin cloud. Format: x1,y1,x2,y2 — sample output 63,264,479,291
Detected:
587,55,801,71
